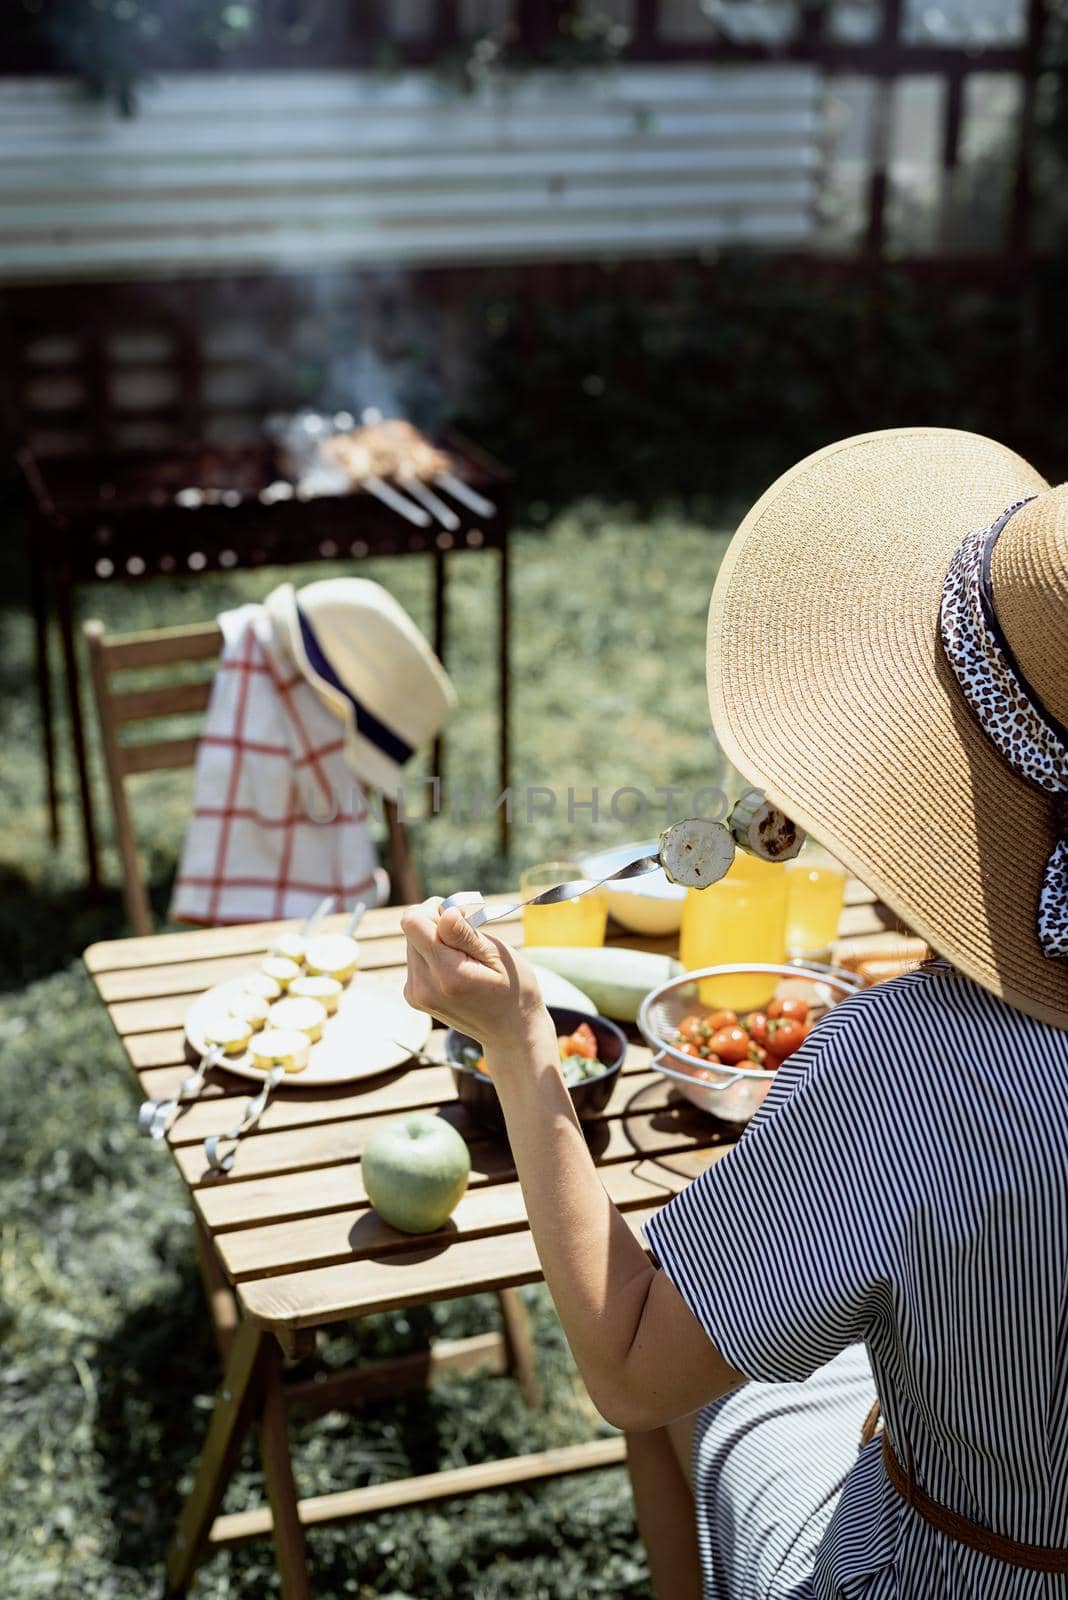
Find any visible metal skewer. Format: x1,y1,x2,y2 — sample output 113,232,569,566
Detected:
203,1067,285,1175
392,1037,491,1082
432,471,495,518
270,894,335,954
138,897,335,1139
362,475,431,527
392,1039,442,1069
398,475,460,530
138,1046,225,1141
202,899,362,1173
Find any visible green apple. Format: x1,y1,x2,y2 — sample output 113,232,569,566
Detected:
362,1113,471,1235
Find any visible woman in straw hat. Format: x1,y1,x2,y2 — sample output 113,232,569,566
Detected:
401,429,1068,1598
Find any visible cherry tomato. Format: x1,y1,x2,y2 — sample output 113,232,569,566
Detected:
710,1025,751,1065
748,1042,767,1064
768,996,810,1023
679,1041,704,1057
678,1015,710,1043
706,1010,738,1031
767,1017,808,1059
747,1011,769,1046
561,1021,598,1060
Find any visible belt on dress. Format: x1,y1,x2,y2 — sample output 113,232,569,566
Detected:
859,1403,1068,1574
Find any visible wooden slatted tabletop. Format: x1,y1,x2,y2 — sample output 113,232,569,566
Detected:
84,884,895,1346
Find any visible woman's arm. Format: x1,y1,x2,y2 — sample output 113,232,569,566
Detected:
401,902,744,1431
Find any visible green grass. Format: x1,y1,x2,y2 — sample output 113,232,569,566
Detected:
0,501,730,1597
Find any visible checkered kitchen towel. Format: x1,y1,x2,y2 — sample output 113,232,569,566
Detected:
170,603,387,926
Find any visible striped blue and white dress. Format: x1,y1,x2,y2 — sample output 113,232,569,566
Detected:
644,961,1068,1599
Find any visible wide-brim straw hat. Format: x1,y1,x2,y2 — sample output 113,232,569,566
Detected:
266,577,455,800
707,427,1068,1031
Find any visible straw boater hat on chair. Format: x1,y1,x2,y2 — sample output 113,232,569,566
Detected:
266,577,455,800
707,427,1068,1031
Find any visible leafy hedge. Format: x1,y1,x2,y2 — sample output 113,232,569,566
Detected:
455,256,1068,511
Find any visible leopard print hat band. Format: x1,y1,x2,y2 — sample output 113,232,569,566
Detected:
940,498,1068,962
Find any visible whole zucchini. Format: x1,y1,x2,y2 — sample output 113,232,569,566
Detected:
523,946,683,1023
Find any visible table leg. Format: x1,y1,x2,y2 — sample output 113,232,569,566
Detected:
55,579,102,896
498,533,511,856
28,542,60,845
497,1288,541,1410
259,1342,312,1600
195,1219,239,1364
432,549,447,783
165,1318,270,1598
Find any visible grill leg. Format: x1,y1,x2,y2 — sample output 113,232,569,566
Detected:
56,579,102,896
29,543,60,845
498,532,511,855
432,549,447,784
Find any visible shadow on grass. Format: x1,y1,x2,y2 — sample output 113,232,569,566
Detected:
314,1303,449,1482
0,861,127,989
91,1252,219,1576
0,857,182,992
0,492,30,617
0,861,136,991
92,1261,451,1581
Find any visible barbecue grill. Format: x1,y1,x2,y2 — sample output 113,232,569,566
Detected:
20,430,512,893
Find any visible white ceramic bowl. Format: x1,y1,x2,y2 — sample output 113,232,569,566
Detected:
579,839,686,936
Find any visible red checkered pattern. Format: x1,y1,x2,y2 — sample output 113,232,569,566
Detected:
170,604,386,926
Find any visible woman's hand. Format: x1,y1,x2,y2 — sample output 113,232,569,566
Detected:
400,900,550,1053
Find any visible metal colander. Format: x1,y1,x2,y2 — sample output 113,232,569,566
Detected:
638,962,862,1127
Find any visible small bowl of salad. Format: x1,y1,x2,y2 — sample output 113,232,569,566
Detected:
445,1005,628,1134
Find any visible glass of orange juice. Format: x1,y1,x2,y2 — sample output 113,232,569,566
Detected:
678,853,788,1011
521,862,607,949
785,845,847,960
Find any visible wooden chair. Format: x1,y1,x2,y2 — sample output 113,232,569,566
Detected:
83,618,422,935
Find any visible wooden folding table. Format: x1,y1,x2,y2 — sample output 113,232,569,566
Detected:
83,886,894,1597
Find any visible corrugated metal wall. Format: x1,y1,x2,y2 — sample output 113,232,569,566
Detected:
0,66,823,283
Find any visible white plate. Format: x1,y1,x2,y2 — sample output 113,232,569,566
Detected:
185,975,431,1087
184,964,592,1088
